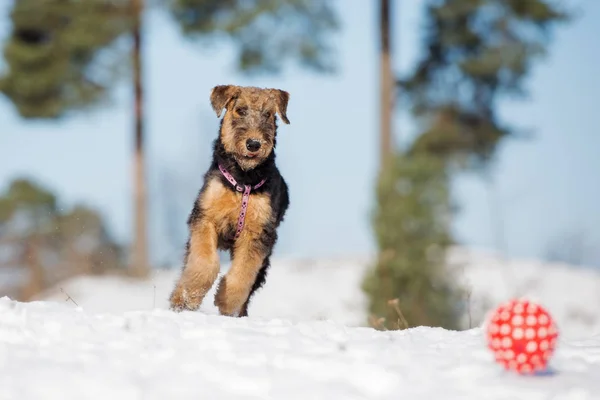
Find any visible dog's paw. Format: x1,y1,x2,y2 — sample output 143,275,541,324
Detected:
169,286,201,312
214,277,246,317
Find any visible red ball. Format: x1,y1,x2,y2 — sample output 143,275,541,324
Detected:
485,298,559,374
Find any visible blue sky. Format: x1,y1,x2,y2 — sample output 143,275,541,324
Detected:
0,0,599,267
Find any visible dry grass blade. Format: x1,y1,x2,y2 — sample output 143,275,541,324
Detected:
388,298,409,330
60,287,79,307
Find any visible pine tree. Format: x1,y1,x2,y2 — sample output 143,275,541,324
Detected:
362,154,465,330
0,178,126,300
363,0,570,331
167,0,338,74
1,0,339,278
399,0,569,168
0,0,133,118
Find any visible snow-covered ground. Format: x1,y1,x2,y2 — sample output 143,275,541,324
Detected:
1,297,599,399
40,248,600,339
40,255,371,326
0,247,598,398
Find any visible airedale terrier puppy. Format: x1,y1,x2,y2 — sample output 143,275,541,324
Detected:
169,84,290,317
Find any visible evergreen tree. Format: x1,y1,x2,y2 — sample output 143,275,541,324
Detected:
362,154,464,330
0,178,126,300
167,0,338,74
0,0,133,118
399,0,569,168
1,0,339,278
362,0,570,331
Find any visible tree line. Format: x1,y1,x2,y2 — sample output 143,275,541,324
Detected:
0,0,338,281
0,178,125,301
0,0,570,328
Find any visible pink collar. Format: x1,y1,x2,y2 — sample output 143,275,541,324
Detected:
218,163,267,239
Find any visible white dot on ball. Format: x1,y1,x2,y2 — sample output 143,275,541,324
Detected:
495,350,504,360
525,328,536,339
538,314,549,325
513,303,524,314
527,304,538,313
526,341,538,353
505,350,515,360
512,328,524,340
489,323,499,334
517,353,527,364
538,327,548,338
500,324,511,335
539,340,549,351
526,315,538,326
492,338,501,349
501,311,511,321
502,337,513,349
512,315,524,326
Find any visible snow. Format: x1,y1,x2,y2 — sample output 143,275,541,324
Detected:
0,248,595,398
1,297,599,399
40,248,600,339
39,256,371,326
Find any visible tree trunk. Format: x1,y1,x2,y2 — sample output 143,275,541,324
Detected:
21,235,44,301
131,0,149,278
379,0,393,170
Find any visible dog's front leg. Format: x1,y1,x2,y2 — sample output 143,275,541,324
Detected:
214,234,266,317
169,219,220,312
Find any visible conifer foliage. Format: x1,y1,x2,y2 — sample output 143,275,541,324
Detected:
362,154,464,331
0,178,126,300
363,0,569,331
0,0,133,119
1,0,339,278
167,0,338,73
399,0,569,167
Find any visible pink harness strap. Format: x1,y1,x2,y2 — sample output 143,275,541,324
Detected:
218,164,267,239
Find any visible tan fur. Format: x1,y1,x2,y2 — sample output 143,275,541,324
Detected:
170,84,289,316
169,220,219,311
200,177,272,236
214,231,270,316
211,85,290,171
222,110,275,171
208,178,273,316
210,85,289,123
171,177,273,314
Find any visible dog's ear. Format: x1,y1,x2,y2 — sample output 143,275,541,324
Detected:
271,89,290,124
210,85,239,117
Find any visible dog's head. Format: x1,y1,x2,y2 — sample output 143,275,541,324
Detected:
210,85,290,170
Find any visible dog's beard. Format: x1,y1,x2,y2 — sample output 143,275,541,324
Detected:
235,157,257,171
233,151,268,171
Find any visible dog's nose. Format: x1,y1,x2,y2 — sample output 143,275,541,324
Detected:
246,139,261,152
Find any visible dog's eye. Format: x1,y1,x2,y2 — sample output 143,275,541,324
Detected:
236,107,247,116
263,111,271,118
